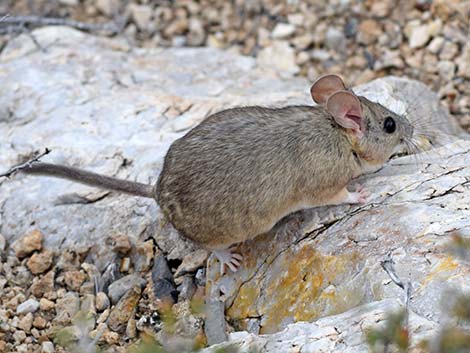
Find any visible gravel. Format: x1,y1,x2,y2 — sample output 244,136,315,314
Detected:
0,0,468,130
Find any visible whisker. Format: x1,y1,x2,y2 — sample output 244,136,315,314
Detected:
403,139,422,169
411,124,464,145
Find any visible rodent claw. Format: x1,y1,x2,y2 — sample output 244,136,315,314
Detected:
227,262,238,272
231,253,243,261
230,259,241,267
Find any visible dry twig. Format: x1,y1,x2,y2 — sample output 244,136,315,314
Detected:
381,253,412,327
0,14,120,35
0,13,10,22
0,148,51,179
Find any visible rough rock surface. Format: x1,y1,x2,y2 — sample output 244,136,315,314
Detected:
3,0,468,129
209,137,469,334
0,26,309,268
203,299,437,353
0,27,469,352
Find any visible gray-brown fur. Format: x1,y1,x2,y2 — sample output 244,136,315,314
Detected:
15,74,415,257
157,106,349,249
23,162,155,198
156,98,412,250
356,97,413,165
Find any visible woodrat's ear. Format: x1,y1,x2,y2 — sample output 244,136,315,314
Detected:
326,90,363,134
310,74,346,105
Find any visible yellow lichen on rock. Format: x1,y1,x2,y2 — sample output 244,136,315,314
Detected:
421,256,459,288
227,244,364,333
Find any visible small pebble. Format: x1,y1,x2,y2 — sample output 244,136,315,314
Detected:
17,299,40,315
12,230,43,258
42,341,55,353
96,292,110,311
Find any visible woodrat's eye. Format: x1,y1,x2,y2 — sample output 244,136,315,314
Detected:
384,117,396,133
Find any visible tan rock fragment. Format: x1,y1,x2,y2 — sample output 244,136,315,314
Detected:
12,230,43,259
108,286,141,332
27,250,53,275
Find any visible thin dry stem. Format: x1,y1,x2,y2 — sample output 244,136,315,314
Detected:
0,14,120,34
381,253,412,328
0,148,51,178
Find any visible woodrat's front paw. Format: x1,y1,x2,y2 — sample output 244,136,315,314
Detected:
213,248,243,275
350,184,370,204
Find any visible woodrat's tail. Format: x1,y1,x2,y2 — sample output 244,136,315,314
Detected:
22,162,155,199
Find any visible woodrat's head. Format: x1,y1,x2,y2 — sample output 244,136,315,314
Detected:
311,74,414,165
